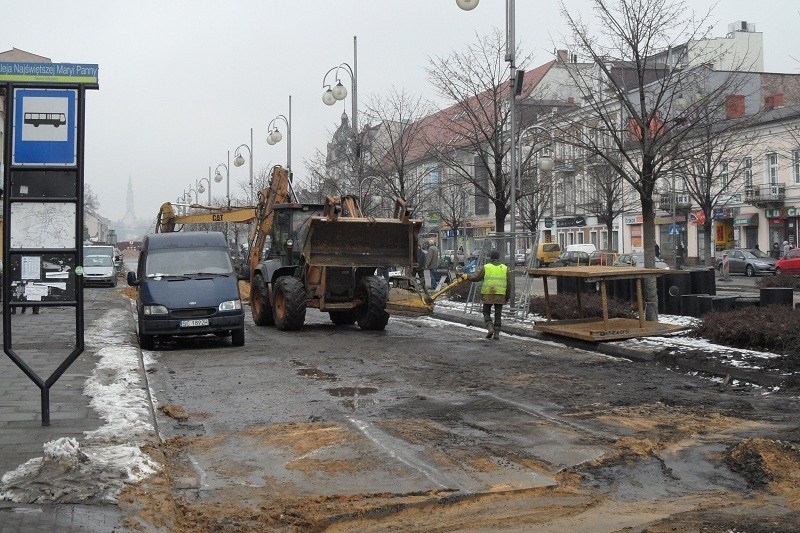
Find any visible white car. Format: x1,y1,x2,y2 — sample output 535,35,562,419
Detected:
83,255,118,287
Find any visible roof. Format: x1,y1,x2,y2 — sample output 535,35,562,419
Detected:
143,231,227,250
403,60,558,164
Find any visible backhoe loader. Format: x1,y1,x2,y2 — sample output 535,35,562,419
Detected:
152,166,461,329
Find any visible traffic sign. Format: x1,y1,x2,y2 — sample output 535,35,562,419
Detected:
12,88,77,166
668,223,681,235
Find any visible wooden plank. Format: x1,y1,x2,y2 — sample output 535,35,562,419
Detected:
533,317,686,342
542,275,551,321
600,280,608,328
636,278,645,328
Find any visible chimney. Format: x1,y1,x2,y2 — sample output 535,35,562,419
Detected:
567,96,575,105
557,50,569,63
764,93,785,110
725,94,745,119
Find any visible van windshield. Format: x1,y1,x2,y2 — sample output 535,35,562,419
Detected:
145,247,234,277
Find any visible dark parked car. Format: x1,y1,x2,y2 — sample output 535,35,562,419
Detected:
715,248,776,277
551,250,591,267
613,253,670,269
775,248,800,276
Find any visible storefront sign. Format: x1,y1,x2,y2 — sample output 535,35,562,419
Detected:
624,215,643,224
734,213,759,226
654,216,686,225
556,216,587,227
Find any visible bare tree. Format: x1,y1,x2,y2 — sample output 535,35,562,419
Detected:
430,173,471,255
580,154,631,250
672,108,760,264
552,0,751,320
425,29,532,234
84,183,100,215
361,88,435,206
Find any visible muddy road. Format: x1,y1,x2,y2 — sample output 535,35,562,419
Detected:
126,307,800,532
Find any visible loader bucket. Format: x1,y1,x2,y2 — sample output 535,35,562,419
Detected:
302,217,420,268
385,276,434,317
384,274,469,317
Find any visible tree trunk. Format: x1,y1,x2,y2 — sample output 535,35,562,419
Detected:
703,216,714,266
641,197,659,322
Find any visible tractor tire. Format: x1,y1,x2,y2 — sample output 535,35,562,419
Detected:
329,310,358,325
250,274,275,326
273,276,306,331
356,276,389,331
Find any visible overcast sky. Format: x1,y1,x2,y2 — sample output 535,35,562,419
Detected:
3,0,798,227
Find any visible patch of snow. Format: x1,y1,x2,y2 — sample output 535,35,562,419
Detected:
0,307,160,504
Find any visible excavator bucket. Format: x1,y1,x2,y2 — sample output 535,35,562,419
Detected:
303,217,420,268
385,274,469,317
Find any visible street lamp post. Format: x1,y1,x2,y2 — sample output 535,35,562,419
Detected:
457,0,518,256
266,95,292,172
214,151,231,209
186,186,199,204
197,177,211,205
322,37,360,187
233,128,254,203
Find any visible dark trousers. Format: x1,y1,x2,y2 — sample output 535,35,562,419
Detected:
482,303,503,327
429,268,439,287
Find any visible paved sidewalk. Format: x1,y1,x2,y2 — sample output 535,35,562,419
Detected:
0,289,131,531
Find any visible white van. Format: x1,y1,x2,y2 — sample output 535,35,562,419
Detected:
564,244,597,254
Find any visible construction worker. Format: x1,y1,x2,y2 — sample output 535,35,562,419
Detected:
467,249,512,339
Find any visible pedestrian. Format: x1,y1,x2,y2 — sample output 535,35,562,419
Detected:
771,242,781,260
414,244,426,284
783,240,791,258
426,239,440,289
754,243,760,252
654,243,660,258
467,249,512,340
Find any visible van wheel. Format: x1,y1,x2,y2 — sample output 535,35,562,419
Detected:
356,276,389,331
273,276,306,331
231,328,245,346
330,310,358,325
139,333,155,350
250,274,274,326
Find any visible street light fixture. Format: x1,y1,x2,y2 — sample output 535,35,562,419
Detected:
322,37,361,196
458,0,519,251
197,177,211,204
214,151,231,209
266,95,292,172
233,128,254,202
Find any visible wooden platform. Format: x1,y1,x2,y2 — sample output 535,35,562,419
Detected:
527,265,687,342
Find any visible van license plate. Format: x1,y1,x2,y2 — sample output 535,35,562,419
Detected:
180,319,209,327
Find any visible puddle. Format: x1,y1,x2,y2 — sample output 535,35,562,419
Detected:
297,368,338,381
326,387,378,397
342,398,379,410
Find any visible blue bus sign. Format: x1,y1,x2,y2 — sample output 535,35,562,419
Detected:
12,88,77,166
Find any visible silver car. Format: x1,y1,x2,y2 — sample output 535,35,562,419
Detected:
613,253,670,269
83,254,118,287
715,248,776,277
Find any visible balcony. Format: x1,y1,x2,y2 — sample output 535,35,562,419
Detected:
658,193,692,213
744,184,786,208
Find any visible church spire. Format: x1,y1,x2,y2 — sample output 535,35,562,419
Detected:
125,176,135,218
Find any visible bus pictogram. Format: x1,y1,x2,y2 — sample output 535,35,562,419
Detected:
23,112,67,128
